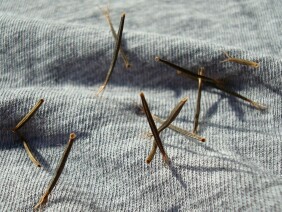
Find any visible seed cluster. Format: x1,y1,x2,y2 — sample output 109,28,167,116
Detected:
3,9,267,211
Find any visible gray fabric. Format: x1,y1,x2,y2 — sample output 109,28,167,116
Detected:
0,0,281,211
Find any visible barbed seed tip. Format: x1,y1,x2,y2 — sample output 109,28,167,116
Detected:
121,12,126,17
155,56,160,62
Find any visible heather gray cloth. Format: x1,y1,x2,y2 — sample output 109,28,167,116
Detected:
0,0,281,211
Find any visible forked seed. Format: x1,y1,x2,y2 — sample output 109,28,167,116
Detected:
155,56,266,110
155,56,217,84
96,13,126,96
140,92,170,165
220,52,260,68
146,97,188,136
137,103,205,142
157,97,188,134
34,133,76,210
152,115,206,142
10,99,44,167
193,67,204,133
146,97,188,163
100,6,130,69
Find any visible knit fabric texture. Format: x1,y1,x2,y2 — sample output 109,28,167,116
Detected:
0,0,281,211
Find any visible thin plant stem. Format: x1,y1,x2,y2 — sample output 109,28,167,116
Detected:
220,52,259,68
140,92,170,165
96,13,126,96
157,97,188,134
146,97,188,163
10,99,44,167
137,102,206,142
152,115,206,142
101,6,130,69
13,131,42,167
145,97,188,135
155,56,266,110
34,133,76,210
193,67,204,133
13,99,44,131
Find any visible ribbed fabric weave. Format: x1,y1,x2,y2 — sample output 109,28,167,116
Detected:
0,0,281,211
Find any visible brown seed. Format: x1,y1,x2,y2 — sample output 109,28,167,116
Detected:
137,103,206,142
221,52,260,68
100,6,130,69
13,99,44,131
146,97,188,164
34,133,76,210
13,130,42,167
155,56,266,110
96,13,126,96
193,67,204,134
140,92,170,165
11,99,44,167
157,97,188,134
152,114,206,142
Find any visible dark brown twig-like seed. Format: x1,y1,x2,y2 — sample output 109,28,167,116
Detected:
137,103,205,142
13,131,42,167
13,99,44,131
146,97,188,163
155,57,217,84
96,13,126,96
157,97,188,134
146,97,188,136
193,67,204,133
140,92,170,165
220,52,260,68
34,133,76,210
10,99,44,167
152,115,206,142
213,83,266,110
155,56,266,110
101,7,130,69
